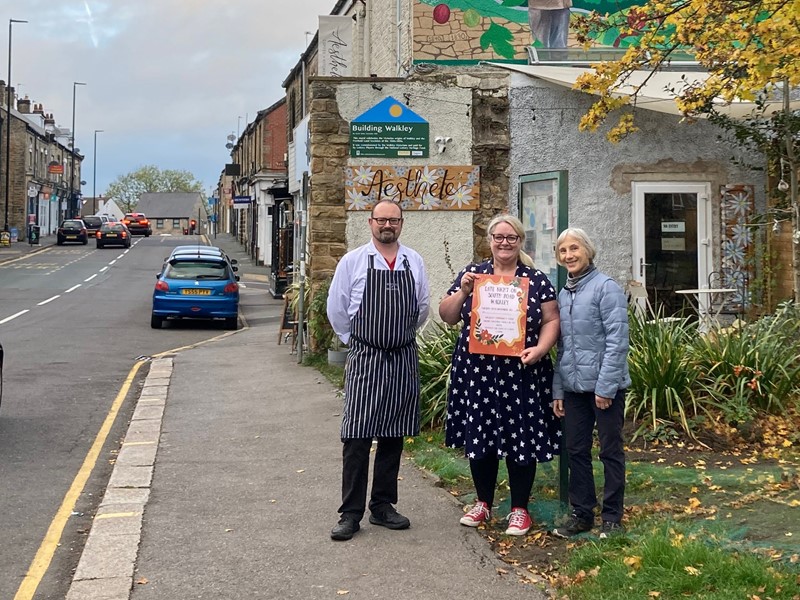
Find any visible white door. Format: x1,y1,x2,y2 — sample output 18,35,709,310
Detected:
632,182,712,315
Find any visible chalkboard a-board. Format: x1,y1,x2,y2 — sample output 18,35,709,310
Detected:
278,296,296,344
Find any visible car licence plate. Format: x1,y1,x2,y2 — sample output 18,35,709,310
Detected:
107,233,117,237
67,235,77,239
181,289,211,295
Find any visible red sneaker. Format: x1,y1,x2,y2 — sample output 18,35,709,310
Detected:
505,507,532,536
460,501,491,527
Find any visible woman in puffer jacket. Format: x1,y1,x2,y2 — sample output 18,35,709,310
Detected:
551,228,631,540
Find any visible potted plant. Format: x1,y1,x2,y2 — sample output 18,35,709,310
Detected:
308,277,348,364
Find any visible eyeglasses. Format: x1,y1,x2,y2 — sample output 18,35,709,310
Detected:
491,234,520,244
372,217,403,226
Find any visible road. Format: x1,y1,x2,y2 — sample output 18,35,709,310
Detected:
0,235,247,600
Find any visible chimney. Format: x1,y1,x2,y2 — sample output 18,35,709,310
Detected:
17,95,31,113
44,112,55,127
0,81,5,106
33,103,44,115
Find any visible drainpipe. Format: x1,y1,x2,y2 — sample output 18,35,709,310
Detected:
396,0,402,76
364,1,372,76
301,59,306,116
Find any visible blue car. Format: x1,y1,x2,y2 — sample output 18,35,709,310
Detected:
151,255,239,329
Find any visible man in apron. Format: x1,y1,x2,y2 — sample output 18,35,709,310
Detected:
327,199,430,541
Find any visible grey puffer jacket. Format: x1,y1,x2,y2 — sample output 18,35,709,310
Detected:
553,268,631,399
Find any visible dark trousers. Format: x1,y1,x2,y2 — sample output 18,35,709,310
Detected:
339,437,404,520
469,455,537,509
563,389,626,523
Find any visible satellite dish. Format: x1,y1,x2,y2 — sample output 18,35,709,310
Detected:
225,142,234,149
226,134,236,142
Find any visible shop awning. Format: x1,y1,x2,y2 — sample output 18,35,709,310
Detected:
488,63,798,119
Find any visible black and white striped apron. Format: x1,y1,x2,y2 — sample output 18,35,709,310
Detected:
341,254,420,439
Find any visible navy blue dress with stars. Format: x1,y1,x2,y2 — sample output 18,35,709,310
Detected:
445,261,561,465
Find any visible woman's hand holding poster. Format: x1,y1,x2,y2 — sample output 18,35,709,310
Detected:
468,274,529,356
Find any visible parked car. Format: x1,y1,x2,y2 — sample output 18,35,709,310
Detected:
151,254,239,330
96,222,132,248
82,215,104,237
56,219,88,245
161,246,238,274
122,213,152,237
0,341,4,410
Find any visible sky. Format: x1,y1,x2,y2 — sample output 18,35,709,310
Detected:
0,0,336,199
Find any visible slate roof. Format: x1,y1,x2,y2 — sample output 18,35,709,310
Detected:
136,193,207,218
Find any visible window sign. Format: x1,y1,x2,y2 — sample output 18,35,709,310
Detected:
519,171,569,290
661,221,686,233
350,97,429,158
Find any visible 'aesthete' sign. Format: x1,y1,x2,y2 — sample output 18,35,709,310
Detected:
344,165,480,211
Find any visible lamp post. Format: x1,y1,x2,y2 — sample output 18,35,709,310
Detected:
92,129,103,215
3,18,27,233
69,81,86,218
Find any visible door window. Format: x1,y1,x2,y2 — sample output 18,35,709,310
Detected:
633,183,711,316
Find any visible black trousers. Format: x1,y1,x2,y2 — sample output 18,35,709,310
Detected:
469,455,537,509
339,437,404,520
563,389,626,523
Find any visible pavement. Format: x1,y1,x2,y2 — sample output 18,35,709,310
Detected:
5,232,547,600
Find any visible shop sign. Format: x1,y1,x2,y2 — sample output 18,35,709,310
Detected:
344,165,479,211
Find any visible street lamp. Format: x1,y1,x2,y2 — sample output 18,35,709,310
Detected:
92,129,103,214
3,18,27,233
69,81,86,218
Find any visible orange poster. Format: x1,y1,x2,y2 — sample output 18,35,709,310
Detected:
468,274,529,357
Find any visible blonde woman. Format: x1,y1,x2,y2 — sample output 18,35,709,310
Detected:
439,214,560,536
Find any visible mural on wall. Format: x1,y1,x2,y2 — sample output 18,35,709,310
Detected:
719,184,754,309
414,0,643,62
344,165,480,211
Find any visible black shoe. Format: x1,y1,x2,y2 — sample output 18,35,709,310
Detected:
369,506,410,530
331,515,360,541
599,520,625,539
552,514,593,538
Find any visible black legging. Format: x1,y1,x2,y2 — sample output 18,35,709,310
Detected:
469,455,537,509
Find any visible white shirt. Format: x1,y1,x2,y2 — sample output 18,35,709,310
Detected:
327,240,430,345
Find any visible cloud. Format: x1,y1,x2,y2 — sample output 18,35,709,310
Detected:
1,0,333,192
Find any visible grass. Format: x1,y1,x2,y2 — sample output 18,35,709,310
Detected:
558,521,800,600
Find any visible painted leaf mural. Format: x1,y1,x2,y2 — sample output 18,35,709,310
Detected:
414,0,644,63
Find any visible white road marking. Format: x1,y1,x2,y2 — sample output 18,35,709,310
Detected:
117,254,125,259
37,295,61,306
109,260,117,265
99,266,108,272
0,309,30,324
65,284,81,293
84,274,97,282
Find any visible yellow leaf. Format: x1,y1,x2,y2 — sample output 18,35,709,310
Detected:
136,577,149,585
624,555,643,571
648,592,661,598
296,469,305,473
684,566,701,576
336,591,349,596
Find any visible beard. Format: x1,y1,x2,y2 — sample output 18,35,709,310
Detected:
375,229,398,244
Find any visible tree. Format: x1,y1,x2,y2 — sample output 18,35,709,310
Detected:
106,165,205,212
573,0,800,299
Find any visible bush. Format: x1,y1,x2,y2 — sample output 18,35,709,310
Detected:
307,277,336,351
689,301,800,422
417,321,460,430
626,309,705,437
